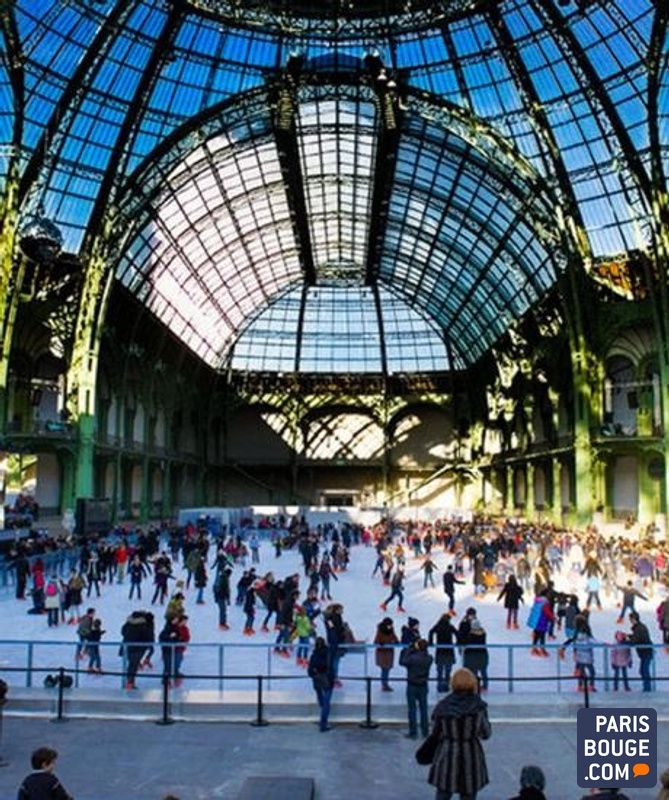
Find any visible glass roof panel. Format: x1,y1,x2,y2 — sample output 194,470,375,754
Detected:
116,112,303,368
297,91,377,282
231,283,451,374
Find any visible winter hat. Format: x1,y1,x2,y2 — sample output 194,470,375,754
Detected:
408,617,419,628
614,630,627,643
520,765,546,791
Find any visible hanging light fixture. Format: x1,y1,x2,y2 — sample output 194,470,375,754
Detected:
17,210,64,265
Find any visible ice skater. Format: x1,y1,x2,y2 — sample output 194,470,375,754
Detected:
442,565,465,613
380,567,405,613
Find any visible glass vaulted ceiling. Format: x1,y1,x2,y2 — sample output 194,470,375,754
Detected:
0,0,665,373
114,82,559,370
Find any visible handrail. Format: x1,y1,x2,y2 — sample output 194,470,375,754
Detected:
0,639,664,650
0,661,667,724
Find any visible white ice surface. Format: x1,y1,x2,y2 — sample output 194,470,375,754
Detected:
0,540,666,695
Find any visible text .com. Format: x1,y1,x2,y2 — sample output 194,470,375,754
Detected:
577,708,657,789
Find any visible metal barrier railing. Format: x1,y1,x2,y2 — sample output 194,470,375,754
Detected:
0,661,666,728
0,640,665,695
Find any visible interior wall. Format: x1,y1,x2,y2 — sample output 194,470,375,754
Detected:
390,407,454,467
610,455,639,519
35,452,60,515
227,408,293,464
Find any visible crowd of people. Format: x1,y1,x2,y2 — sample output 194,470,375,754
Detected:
4,512,669,799
3,514,669,698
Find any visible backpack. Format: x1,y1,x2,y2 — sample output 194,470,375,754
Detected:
46,582,58,597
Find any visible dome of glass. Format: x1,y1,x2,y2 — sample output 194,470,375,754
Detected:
0,0,663,375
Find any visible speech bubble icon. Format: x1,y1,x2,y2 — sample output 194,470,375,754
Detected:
633,764,650,778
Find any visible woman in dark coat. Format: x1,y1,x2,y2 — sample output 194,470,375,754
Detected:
429,613,458,692
374,617,399,691
497,574,524,629
194,557,207,605
428,667,491,800
307,637,334,732
462,621,489,691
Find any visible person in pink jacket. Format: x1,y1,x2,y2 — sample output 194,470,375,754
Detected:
610,630,632,691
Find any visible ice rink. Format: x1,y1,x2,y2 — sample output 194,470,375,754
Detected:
0,536,666,696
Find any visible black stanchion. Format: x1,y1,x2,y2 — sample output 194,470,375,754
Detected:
583,678,590,709
155,674,174,726
250,675,268,727
359,677,378,729
52,667,67,723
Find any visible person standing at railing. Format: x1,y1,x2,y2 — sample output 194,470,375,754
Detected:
121,609,153,690
610,630,632,692
307,636,334,732
159,616,180,684
462,620,489,693
374,617,399,691
323,602,348,687
293,605,314,666
561,614,597,693
626,611,654,692
173,614,190,688
275,588,298,657
87,618,105,674
75,608,95,661
400,638,433,740
429,613,457,693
